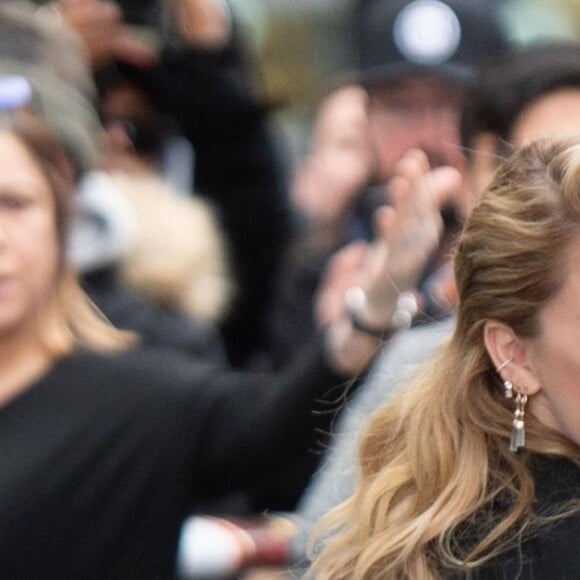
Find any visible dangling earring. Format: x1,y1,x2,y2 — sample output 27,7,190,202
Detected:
503,379,513,399
496,358,513,398
509,392,528,452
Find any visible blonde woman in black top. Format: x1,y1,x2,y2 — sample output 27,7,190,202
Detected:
313,139,580,579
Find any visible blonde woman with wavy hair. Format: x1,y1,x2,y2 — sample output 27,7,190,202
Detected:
311,137,580,579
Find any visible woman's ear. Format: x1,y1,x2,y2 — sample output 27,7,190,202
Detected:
484,320,542,396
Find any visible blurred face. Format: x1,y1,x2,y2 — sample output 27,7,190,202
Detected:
0,131,60,341
367,75,466,183
291,85,374,217
100,81,161,173
312,85,374,190
466,89,580,218
510,88,580,147
525,236,580,445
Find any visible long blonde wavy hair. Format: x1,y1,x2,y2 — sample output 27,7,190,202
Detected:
311,138,580,579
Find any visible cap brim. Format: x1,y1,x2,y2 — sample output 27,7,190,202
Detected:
351,62,476,87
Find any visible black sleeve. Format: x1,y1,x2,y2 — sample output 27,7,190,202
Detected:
265,238,335,370
154,37,295,366
189,336,355,503
112,2,294,367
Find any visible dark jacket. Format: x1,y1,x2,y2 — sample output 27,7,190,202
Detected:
454,454,580,579
109,1,294,367
0,342,346,579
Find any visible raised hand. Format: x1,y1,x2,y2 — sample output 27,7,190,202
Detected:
57,0,158,68
363,148,462,321
169,0,232,48
320,148,463,373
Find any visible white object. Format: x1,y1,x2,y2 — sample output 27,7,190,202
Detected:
394,0,461,65
177,517,253,578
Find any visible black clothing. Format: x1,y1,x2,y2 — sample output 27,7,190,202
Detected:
267,237,336,370
0,342,345,579
84,269,340,513
153,41,293,368
454,454,580,579
106,1,294,367
83,269,227,365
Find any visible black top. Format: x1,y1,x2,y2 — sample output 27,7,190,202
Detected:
0,343,344,579
454,454,580,579
83,269,227,366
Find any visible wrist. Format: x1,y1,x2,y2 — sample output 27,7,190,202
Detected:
344,286,418,339
324,319,381,376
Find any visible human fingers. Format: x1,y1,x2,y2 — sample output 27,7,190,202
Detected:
315,241,369,328
389,149,433,226
57,0,124,66
373,204,399,246
390,151,461,246
427,166,464,210
58,0,122,31
113,34,158,68
378,166,440,293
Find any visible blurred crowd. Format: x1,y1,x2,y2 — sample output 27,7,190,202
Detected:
2,0,580,578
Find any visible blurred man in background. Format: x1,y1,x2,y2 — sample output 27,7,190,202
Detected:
268,0,507,368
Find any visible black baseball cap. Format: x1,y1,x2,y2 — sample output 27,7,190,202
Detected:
355,0,509,87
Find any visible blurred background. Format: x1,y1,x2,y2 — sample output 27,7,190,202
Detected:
31,0,580,167
228,0,580,164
